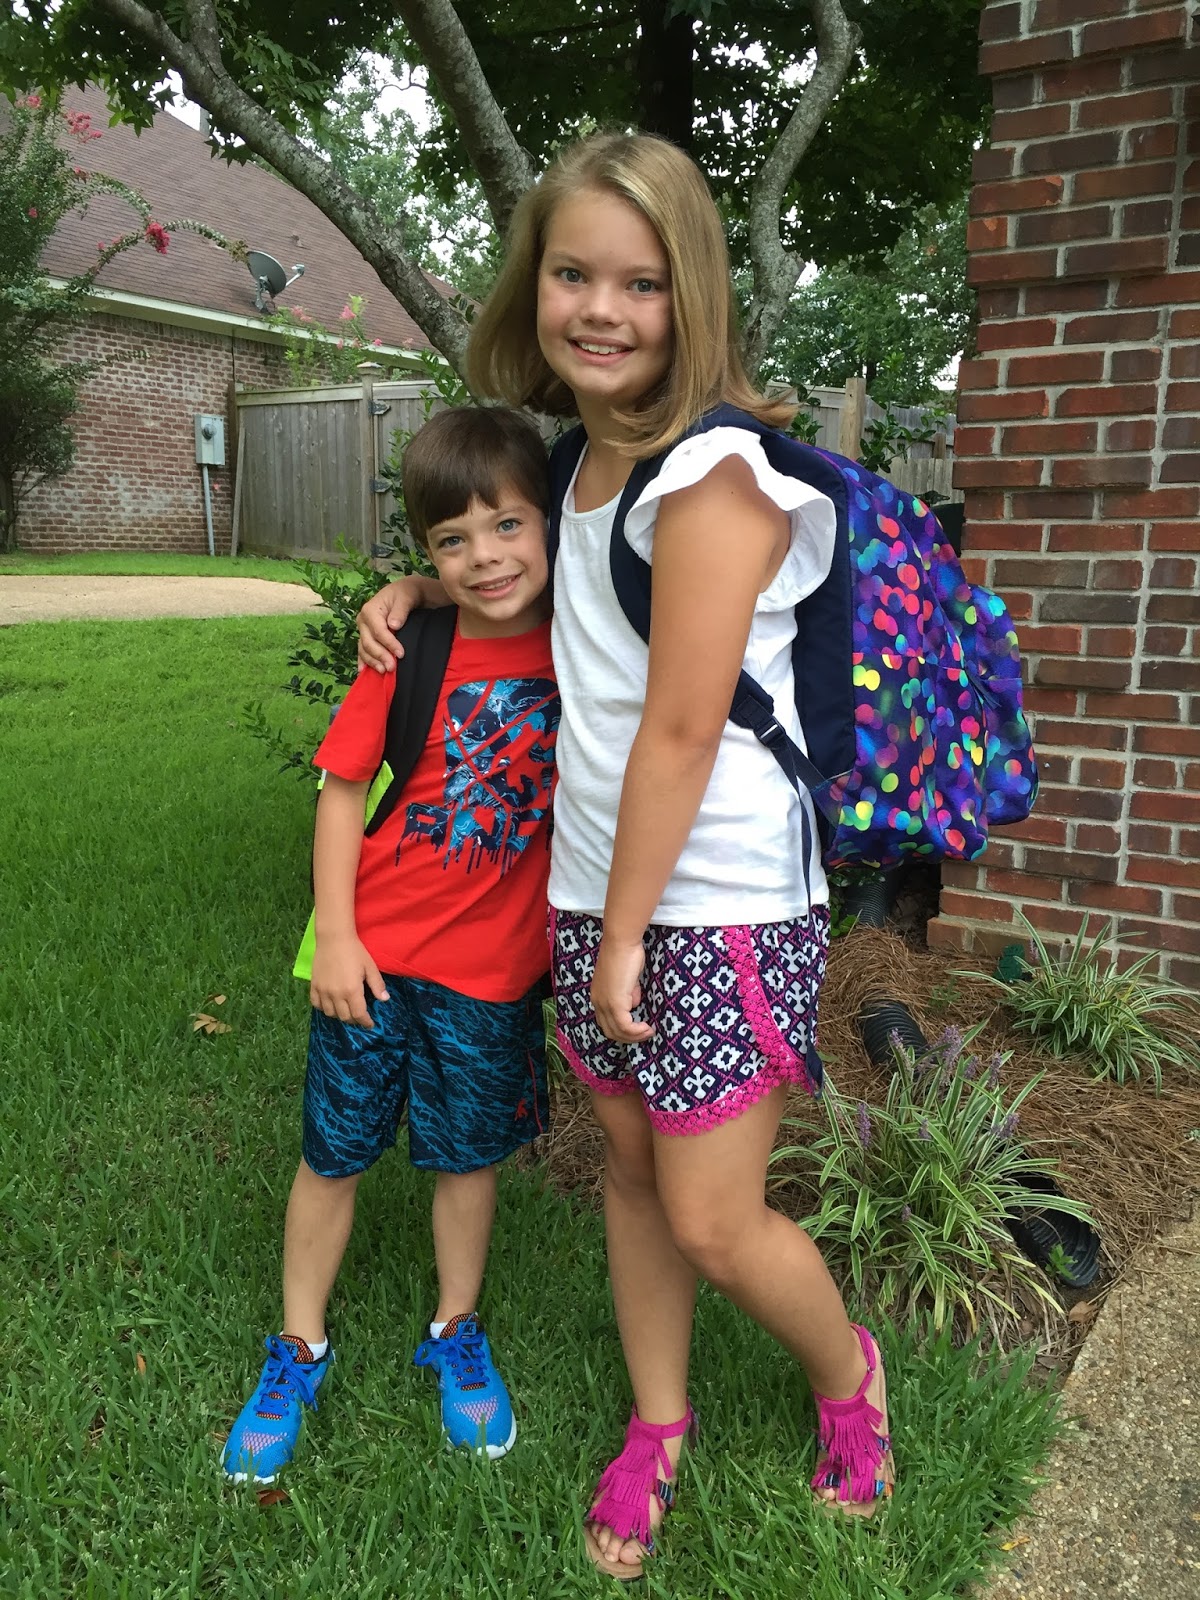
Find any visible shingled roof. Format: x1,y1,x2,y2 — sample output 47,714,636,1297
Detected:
38,83,439,351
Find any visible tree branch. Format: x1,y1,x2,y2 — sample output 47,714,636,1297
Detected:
395,0,536,241
744,0,860,375
94,0,475,375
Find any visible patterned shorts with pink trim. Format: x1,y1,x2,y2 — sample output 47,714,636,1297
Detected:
550,908,830,1135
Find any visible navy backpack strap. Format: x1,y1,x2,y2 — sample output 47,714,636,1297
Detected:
363,603,458,838
605,409,841,827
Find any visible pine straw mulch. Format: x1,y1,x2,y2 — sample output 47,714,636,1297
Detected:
528,925,1200,1360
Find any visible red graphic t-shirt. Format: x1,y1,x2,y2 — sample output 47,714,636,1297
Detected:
314,620,558,1002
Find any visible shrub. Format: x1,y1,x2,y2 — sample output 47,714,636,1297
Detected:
774,1026,1093,1332
976,915,1199,1094
244,356,464,777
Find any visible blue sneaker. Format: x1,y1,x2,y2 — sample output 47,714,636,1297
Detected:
221,1334,333,1483
413,1314,516,1459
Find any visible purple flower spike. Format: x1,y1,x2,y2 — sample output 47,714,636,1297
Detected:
917,1118,932,1142
856,1100,873,1148
986,1053,1003,1090
901,1204,913,1222
962,1056,980,1081
939,1025,964,1068
996,1111,1019,1141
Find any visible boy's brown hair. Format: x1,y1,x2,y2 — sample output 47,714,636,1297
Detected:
402,405,549,549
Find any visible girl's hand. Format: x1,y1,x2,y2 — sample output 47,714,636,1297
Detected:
310,937,390,1028
356,575,448,672
591,935,654,1045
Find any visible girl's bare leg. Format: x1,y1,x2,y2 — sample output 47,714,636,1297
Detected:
585,1090,697,1571
652,1084,889,1511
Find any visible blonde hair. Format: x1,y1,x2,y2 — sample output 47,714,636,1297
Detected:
467,132,794,457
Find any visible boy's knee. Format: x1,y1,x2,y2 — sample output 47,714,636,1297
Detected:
296,1157,363,1192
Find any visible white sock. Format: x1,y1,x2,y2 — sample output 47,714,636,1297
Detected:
430,1320,449,1338
281,1332,328,1361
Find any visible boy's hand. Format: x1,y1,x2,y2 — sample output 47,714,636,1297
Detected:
591,935,654,1045
310,937,390,1028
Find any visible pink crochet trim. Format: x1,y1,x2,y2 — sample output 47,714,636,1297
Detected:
725,924,821,1096
811,1325,891,1504
589,1406,695,1547
642,1056,795,1134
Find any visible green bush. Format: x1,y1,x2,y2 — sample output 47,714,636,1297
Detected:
976,915,1199,1093
244,358,464,778
774,1026,1092,1333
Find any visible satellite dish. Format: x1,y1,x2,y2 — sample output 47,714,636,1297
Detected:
246,249,305,311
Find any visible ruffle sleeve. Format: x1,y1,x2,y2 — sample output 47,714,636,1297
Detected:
623,426,837,608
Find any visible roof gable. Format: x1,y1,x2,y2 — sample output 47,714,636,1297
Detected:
37,84,439,351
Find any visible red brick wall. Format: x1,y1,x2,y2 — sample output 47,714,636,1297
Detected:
933,0,1200,984
18,312,286,554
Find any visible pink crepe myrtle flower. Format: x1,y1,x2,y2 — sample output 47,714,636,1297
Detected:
372,338,382,347
144,221,169,255
27,207,38,219
339,305,355,321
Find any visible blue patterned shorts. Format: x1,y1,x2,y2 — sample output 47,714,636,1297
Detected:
303,975,550,1176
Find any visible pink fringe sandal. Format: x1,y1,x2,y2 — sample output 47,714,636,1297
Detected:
583,1405,698,1580
810,1324,894,1512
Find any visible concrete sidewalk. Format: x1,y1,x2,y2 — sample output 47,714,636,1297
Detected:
0,573,320,625
986,1207,1200,1599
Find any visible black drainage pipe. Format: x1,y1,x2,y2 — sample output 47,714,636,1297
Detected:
856,998,1100,1289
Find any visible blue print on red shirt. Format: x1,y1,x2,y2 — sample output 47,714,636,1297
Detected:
399,677,559,873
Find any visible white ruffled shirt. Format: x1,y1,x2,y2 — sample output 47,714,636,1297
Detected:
548,426,837,924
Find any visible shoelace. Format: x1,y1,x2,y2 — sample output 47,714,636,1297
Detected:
255,1334,324,1419
416,1318,487,1391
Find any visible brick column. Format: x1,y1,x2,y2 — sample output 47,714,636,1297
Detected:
930,0,1200,984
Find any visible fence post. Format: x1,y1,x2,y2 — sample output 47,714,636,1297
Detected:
358,361,384,554
837,375,867,461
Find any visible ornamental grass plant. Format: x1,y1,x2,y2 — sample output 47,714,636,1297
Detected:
975,915,1199,1093
774,1026,1092,1334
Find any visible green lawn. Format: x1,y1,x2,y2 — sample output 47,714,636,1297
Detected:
0,618,1054,1599
0,551,305,582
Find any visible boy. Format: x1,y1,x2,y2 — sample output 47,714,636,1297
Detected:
222,406,557,1483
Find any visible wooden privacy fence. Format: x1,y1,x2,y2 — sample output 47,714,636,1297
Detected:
231,368,960,560
802,377,960,506
232,365,434,561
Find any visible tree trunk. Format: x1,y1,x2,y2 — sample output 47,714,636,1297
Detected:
0,475,16,551
636,2,695,151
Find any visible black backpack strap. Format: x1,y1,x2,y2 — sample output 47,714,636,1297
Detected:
363,604,458,838
605,411,840,826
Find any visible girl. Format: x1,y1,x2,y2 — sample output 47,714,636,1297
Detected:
359,132,894,1579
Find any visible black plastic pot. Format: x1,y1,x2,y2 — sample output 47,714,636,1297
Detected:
854,998,1101,1289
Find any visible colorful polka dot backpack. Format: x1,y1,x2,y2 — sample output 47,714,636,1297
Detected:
548,403,1038,872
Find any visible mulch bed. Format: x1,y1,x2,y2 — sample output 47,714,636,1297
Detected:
526,916,1200,1362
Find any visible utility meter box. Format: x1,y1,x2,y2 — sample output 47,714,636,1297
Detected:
194,413,226,467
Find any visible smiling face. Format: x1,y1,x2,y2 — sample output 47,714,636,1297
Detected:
425,487,551,639
536,186,674,428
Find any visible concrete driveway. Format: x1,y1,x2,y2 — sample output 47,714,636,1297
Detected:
0,574,321,625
